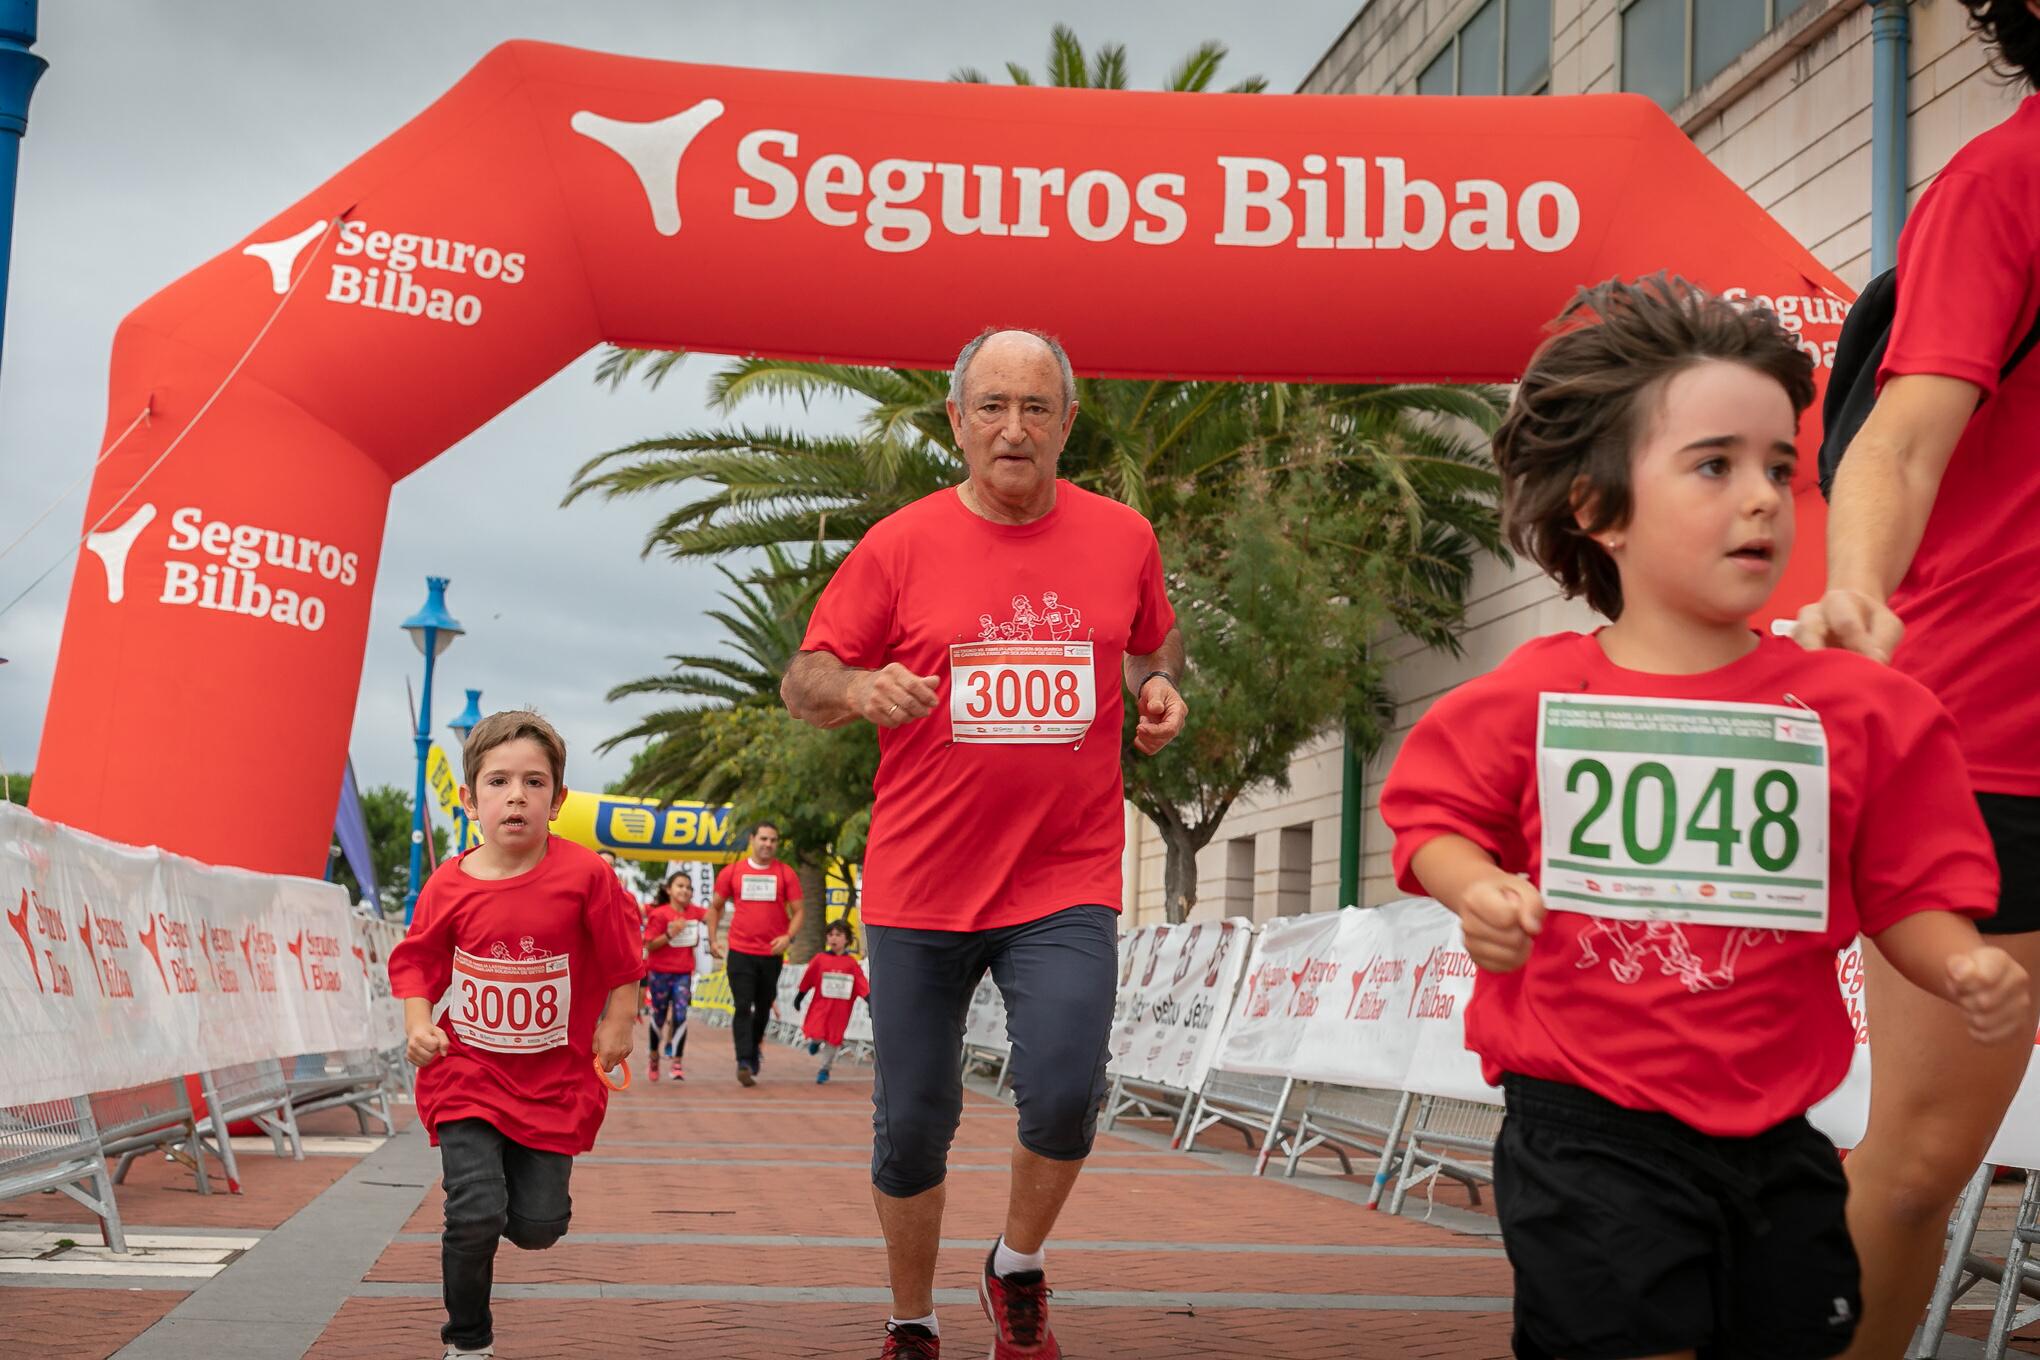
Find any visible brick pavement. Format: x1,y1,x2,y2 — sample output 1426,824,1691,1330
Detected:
12,1022,2040,1357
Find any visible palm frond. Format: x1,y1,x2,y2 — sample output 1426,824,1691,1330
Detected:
1048,24,1088,88
1165,42,1227,92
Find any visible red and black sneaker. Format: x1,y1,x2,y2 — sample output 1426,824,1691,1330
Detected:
979,1246,1059,1358
878,1321,940,1358
648,1053,661,1083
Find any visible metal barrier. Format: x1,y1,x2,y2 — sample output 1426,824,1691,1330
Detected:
1181,1070,1298,1176
91,1078,211,1194
0,1096,126,1251
1981,1170,2040,1360
961,1043,1012,1095
1282,1085,1417,1205
1101,1072,1193,1137
196,1059,301,1193
1387,1094,1500,1217
287,1050,395,1135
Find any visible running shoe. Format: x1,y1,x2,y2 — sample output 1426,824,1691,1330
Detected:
979,1246,1058,1357
877,1322,939,1358
648,1054,661,1083
442,1347,494,1359
671,1063,686,1081
737,1063,756,1087
816,1068,831,1084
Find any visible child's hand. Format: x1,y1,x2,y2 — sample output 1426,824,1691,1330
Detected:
407,1022,451,1068
593,1017,632,1073
1458,875,1546,973
1947,947,2034,1045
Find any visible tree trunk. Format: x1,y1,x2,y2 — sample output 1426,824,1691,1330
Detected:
1161,822,1201,925
791,858,830,963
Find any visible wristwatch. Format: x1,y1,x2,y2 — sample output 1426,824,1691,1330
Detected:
1136,670,1178,694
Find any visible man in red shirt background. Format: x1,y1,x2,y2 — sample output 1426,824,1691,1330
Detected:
1794,6,2040,1351
708,822,804,1086
784,327,1188,1360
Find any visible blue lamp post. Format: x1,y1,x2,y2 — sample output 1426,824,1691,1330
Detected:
447,687,482,853
0,1,46,377
401,578,462,923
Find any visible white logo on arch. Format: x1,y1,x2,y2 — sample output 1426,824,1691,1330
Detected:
84,504,156,604
570,100,725,237
242,220,327,294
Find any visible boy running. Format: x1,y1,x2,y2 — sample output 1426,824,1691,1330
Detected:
1382,277,2029,1360
389,711,645,1360
795,918,871,1083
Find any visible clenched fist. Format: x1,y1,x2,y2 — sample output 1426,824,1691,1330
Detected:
1457,875,1547,974
407,1021,451,1068
1947,947,2034,1046
850,664,941,729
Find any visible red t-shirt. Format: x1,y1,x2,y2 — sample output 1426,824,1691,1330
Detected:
713,859,802,956
797,951,870,1047
388,837,647,1155
802,481,1176,931
1381,631,1996,1137
644,903,708,973
1881,94,2040,794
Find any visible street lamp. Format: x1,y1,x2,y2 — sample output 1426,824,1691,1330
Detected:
401,577,462,923
447,687,482,853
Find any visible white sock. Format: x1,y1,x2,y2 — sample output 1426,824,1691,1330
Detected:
890,1312,938,1335
993,1236,1045,1276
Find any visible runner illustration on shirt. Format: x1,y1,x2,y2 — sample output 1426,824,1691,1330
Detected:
489,936,544,962
1040,591,1083,640
1575,920,1786,993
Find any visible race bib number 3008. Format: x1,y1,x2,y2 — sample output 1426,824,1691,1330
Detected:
1536,694,1830,932
949,640,1096,744
450,947,571,1053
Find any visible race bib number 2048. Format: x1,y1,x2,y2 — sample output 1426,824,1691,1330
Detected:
1536,694,1830,932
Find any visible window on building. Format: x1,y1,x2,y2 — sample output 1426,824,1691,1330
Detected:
1413,0,1551,96
1621,0,1813,110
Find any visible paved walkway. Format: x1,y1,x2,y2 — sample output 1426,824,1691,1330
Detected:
3,1017,2033,1357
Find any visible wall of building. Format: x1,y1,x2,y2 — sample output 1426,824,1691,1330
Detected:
1124,0,2026,927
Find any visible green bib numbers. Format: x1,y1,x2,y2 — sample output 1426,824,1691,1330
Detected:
1537,694,1830,932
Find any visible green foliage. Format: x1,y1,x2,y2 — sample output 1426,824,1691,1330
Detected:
1,770,28,805
334,783,448,917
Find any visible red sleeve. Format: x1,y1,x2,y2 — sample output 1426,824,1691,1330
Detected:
1128,528,1177,657
1882,171,2040,400
711,863,735,902
387,876,456,1001
852,959,870,1000
1380,680,1533,896
801,535,895,668
643,906,672,947
783,863,804,903
1852,698,1999,932
586,870,648,988
797,956,821,994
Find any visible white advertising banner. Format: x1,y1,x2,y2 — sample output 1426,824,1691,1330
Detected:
1109,917,1251,1093
963,972,1011,1056
0,802,372,1106
1810,942,2040,1169
1213,900,1495,1105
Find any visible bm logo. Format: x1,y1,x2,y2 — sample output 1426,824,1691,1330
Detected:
595,801,736,855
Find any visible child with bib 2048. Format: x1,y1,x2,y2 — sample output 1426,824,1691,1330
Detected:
1381,277,2030,1360
388,710,646,1360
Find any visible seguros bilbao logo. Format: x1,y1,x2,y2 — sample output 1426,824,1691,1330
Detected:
84,502,362,633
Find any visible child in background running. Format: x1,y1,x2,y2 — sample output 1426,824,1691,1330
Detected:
390,711,644,1360
795,918,869,1084
1382,277,2029,1360
643,870,709,1081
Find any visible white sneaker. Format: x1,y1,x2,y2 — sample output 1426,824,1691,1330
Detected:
443,1347,494,1359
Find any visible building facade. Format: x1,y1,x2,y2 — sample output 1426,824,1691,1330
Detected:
1121,0,2025,926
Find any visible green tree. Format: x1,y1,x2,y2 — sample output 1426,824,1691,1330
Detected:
1,770,28,806
334,783,448,918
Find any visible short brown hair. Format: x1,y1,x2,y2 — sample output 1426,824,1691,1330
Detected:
461,710,568,788
1494,275,1816,620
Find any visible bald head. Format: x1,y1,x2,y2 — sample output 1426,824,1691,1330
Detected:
948,327,1075,411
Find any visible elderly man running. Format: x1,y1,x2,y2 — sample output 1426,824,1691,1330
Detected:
783,327,1187,1360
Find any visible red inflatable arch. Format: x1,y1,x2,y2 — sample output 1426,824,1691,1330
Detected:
33,41,1850,875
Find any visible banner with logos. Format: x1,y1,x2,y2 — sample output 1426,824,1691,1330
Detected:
0,802,371,1107
35,43,1850,881
1109,917,1251,1093
1213,900,1494,1105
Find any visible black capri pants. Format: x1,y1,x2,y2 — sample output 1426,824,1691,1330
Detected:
864,904,1118,1198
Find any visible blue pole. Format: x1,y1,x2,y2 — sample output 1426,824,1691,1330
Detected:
0,0,46,375
1870,0,1910,274
405,625,438,924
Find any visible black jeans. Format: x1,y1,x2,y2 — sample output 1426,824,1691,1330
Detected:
726,948,784,1070
438,1118,573,1350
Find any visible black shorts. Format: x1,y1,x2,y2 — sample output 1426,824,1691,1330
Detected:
1495,1074,1859,1360
1977,793,2040,936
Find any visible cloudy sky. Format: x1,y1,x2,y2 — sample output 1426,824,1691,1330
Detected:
0,0,1360,801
